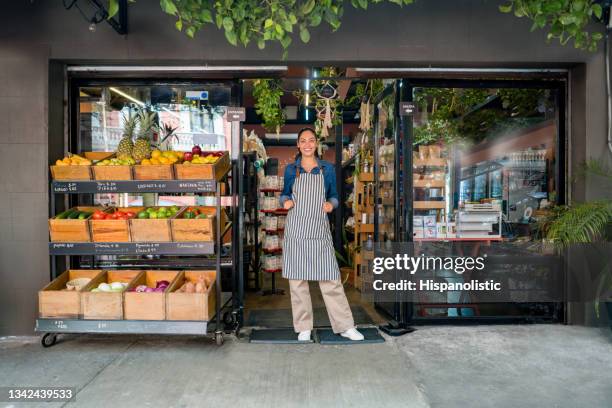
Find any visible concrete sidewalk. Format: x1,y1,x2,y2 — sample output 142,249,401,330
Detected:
1,325,611,408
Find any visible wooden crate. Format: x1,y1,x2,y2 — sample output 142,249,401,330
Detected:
92,165,132,180
49,206,103,242
171,207,228,242
39,270,103,318
90,207,142,242
133,164,174,180
124,270,181,320
81,270,142,320
129,207,177,242
174,151,231,180
50,165,91,180
166,270,216,321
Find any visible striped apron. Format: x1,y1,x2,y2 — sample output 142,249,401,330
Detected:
282,171,340,281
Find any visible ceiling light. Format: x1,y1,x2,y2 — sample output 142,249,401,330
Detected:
109,87,145,106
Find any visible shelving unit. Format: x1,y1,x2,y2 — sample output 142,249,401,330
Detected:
413,156,448,220
242,152,260,291
353,170,375,292
39,170,232,347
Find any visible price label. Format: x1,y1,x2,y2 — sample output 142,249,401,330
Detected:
53,320,67,329
136,182,167,191
96,181,118,192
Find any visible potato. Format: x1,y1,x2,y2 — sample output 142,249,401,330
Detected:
185,282,195,293
195,282,204,293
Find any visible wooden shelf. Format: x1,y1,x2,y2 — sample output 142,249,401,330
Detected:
358,172,374,182
355,223,374,233
413,179,445,188
414,201,446,209
413,158,447,167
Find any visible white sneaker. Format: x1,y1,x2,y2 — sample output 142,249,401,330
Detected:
340,328,364,341
297,330,311,341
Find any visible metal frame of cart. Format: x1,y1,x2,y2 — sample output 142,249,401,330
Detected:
39,174,231,347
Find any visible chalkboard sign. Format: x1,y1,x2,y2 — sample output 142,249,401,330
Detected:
52,180,216,194
49,242,215,255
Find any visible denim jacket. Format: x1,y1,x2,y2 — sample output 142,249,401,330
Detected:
279,157,339,209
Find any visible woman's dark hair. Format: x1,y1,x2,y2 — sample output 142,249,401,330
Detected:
295,127,319,160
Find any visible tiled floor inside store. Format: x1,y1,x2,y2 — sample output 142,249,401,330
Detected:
2,325,612,407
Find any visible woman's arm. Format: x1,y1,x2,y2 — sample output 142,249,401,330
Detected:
279,164,294,207
326,164,339,209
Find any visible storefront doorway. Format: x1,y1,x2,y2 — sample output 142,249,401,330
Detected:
58,67,567,341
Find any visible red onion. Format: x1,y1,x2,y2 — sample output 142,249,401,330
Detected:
156,280,170,288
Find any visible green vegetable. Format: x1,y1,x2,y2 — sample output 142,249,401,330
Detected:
67,211,82,219
196,214,208,219
77,211,92,220
55,209,76,219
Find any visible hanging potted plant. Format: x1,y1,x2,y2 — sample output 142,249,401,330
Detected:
252,79,285,135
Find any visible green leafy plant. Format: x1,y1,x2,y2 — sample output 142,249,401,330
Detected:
109,0,413,58
499,0,604,52
542,160,612,319
108,0,605,56
252,79,285,134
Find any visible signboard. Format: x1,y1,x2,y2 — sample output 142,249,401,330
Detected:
186,90,209,100
226,107,246,122
400,102,417,116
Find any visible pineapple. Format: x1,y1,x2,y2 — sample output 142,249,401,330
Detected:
117,111,138,159
133,109,159,163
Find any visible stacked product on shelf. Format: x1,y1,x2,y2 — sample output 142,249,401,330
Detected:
259,175,285,295
456,202,502,239
48,205,224,243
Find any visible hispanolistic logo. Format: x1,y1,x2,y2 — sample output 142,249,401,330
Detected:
371,254,501,293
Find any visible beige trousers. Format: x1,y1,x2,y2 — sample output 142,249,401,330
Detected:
289,279,355,334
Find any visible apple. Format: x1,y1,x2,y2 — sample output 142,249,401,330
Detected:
183,152,193,162
192,145,202,156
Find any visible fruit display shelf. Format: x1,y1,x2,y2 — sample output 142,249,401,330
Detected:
52,179,216,194
43,164,233,347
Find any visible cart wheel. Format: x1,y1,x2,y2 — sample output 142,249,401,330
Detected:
215,331,224,346
41,333,57,348
223,311,236,327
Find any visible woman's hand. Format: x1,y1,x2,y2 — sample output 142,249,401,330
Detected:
322,201,333,213
283,200,295,210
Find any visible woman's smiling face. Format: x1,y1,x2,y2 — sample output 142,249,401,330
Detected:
298,129,317,158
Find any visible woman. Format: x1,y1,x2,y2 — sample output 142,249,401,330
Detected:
280,127,364,342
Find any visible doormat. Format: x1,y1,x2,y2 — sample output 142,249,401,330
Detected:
246,306,374,328
249,328,314,344
315,327,385,345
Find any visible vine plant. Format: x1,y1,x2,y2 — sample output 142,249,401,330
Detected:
107,0,605,58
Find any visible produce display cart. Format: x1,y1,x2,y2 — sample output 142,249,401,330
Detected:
38,172,232,347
